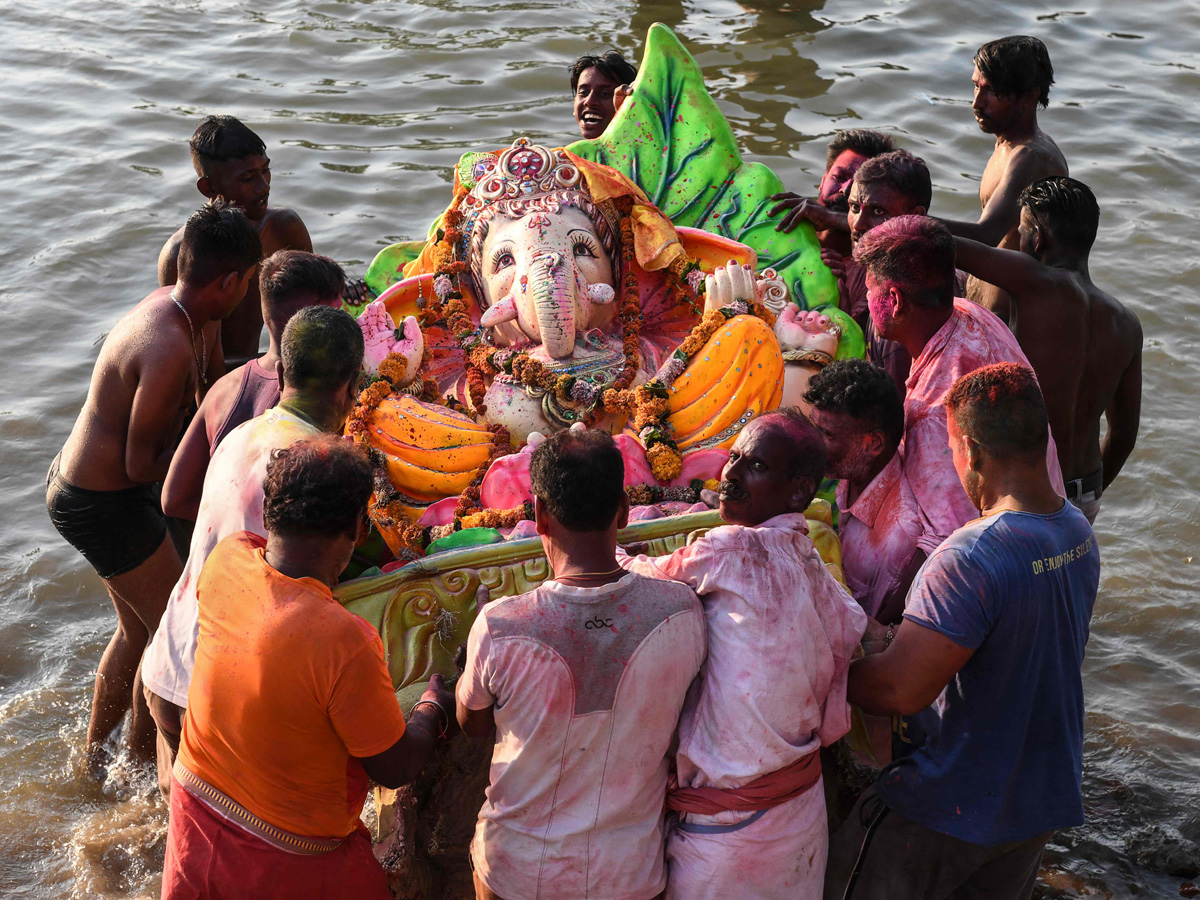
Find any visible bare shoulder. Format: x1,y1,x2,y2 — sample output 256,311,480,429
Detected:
1019,129,1068,178
195,363,244,420
157,225,186,285
1090,283,1143,355
260,206,312,254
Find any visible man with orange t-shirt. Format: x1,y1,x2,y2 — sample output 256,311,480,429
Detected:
162,436,455,899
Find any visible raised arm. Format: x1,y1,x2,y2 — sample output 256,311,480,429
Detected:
1101,337,1142,490
937,149,1039,246
768,194,851,235
953,236,1053,298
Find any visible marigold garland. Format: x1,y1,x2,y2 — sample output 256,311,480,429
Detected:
353,181,777,559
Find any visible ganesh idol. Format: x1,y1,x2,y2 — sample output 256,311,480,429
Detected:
348,138,848,557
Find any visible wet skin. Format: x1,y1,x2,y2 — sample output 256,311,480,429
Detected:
158,153,312,368
55,269,251,767
574,67,621,139
953,210,1142,489
938,66,1068,322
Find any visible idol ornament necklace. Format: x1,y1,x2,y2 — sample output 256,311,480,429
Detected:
171,290,208,386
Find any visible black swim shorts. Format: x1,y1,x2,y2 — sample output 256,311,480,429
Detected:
46,455,168,579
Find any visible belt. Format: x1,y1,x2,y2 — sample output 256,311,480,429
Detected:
667,750,822,816
173,760,347,856
1064,467,1103,502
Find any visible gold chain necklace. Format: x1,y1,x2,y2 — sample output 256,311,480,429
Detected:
170,291,208,386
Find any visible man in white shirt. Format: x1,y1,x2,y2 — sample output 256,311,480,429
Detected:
620,409,868,900
457,429,706,900
141,305,364,796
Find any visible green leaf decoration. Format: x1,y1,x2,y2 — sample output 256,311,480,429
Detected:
364,239,428,298
568,23,841,314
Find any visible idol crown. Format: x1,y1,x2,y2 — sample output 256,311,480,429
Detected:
462,138,584,206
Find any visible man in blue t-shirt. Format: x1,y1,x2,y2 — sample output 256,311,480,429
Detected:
824,362,1100,900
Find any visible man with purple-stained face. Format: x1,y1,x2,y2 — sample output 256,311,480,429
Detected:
619,410,868,900
768,129,895,257
853,215,1066,553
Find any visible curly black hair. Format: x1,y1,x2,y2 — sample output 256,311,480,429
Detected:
945,362,1048,461
530,429,625,532
804,359,905,452
262,435,373,539
974,36,1054,108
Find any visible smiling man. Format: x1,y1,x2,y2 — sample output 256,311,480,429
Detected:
569,50,637,139
619,410,867,900
934,36,1068,323
158,116,313,367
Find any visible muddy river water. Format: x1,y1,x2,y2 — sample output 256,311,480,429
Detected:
1,0,1197,896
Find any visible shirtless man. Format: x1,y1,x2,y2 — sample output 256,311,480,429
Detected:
161,250,345,522
953,177,1141,522
47,205,260,770
936,36,1068,323
570,50,637,139
158,115,312,368
769,129,895,257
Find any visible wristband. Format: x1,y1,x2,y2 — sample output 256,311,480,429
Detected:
409,699,449,738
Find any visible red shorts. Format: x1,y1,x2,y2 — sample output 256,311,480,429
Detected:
161,779,390,900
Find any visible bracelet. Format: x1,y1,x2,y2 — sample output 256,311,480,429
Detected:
409,699,449,739
884,626,895,647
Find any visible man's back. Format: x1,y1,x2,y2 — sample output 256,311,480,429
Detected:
1014,271,1141,482
881,502,1099,845
142,406,318,708
623,514,866,786
458,572,704,900
178,531,404,840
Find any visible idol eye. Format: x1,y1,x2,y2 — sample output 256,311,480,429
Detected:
572,237,598,259
491,249,515,273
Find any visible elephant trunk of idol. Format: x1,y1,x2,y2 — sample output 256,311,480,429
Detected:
529,251,576,359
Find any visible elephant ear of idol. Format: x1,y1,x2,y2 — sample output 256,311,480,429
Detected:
568,23,841,317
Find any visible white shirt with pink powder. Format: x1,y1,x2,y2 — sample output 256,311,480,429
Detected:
458,571,705,900
837,455,926,621
142,406,318,708
618,513,868,900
